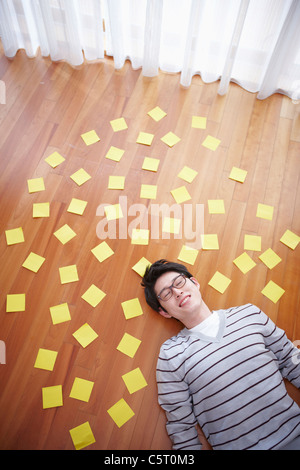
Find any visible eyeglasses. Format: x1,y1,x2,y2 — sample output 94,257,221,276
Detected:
157,273,187,301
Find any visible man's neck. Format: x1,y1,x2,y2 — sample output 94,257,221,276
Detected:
184,300,212,329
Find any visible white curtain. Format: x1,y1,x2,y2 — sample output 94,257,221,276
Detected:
0,0,299,100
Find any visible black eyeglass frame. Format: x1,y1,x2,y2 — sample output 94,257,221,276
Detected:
156,273,187,301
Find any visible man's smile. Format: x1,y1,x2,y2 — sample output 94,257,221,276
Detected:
179,294,191,308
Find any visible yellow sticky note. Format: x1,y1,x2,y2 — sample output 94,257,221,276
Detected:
67,198,88,215
148,106,167,121
42,385,63,409
54,224,76,244
59,265,79,284
280,229,300,250
201,234,219,250
202,135,221,151
91,241,114,262
81,130,100,146
45,151,65,168
27,177,45,193
49,303,71,325
105,146,125,162
122,367,148,394
22,252,45,273
208,271,231,294
208,200,225,214
73,323,98,348
192,116,207,129
108,175,125,190
256,203,274,221
33,202,50,218
70,168,91,186
142,157,160,172
259,248,281,269
131,228,149,245
136,131,154,146
107,398,135,428
161,131,181,147
69,421,96,450
233,252,256,274
34,348,58,371
5,227,25,245
177,245,199,265
177,166,198,183
121,298,143,320
81,284,106,307
171,186,191,204
104,203,123,221
162,217,181,234
229,167,248,183
244,234,261,251
261,280,285,304
110,117,128,132
140,184,157,199
117,333,141,358
132,257,151,277
6,293,25,312
69,378,94,402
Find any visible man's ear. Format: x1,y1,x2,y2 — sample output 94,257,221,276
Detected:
190,277,200,288
158,307,172,319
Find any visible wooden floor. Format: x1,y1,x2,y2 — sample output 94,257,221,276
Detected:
0,44,299,450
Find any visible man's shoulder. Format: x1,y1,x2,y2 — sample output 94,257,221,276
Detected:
220,302,261,317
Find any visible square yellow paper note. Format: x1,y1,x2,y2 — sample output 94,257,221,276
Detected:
70,168,91,186
161,131,181,147
110,117,128,132
91,241,114,262
131,228,149,245
229,167,248,183
27,177,45,193
208,200,225,214
117,333,141,358
177,245,199,265
171,186,191,204
81,130,100,146
69,378,94,402
22,252,45,273
132,257,151,277
192,116,207,129
5,227,25,245
233,252,256,274
202,135,221,151
201,234,219,250
42,385,63,409
142,157,160,172
208,271,231,294
34,348,58,371
59,265,79,284
104,203,123,221
256,203,274,221
162,217,181,234
261,280,285,304
136,131,154,146
122,367,148,394
121,298,143,320
108,175,125,190
67,198,88,215
33,202,50,218
54,224,76,244
107,398,135,428
280,229,300,250
178,166,198,183
45,151,65,168
50,303,71,325
69,421,96,451
259,248,282,269
105,146,125,162
148,106,167,121
140,184,157,199
73,323,98,348
6,294,25,312
244,234,261,251
81,284,106,307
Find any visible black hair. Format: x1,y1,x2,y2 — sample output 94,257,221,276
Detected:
141,259,193,313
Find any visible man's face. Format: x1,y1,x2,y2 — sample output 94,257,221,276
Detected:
154,270,202,323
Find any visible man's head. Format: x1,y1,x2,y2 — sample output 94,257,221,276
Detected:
141,259,202,324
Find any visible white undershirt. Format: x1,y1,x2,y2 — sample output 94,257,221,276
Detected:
188,311,219,337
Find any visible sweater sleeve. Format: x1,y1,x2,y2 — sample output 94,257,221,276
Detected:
259,307,300,388
156,345,202,450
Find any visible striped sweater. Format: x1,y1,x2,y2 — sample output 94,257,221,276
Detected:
156,304,300,450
